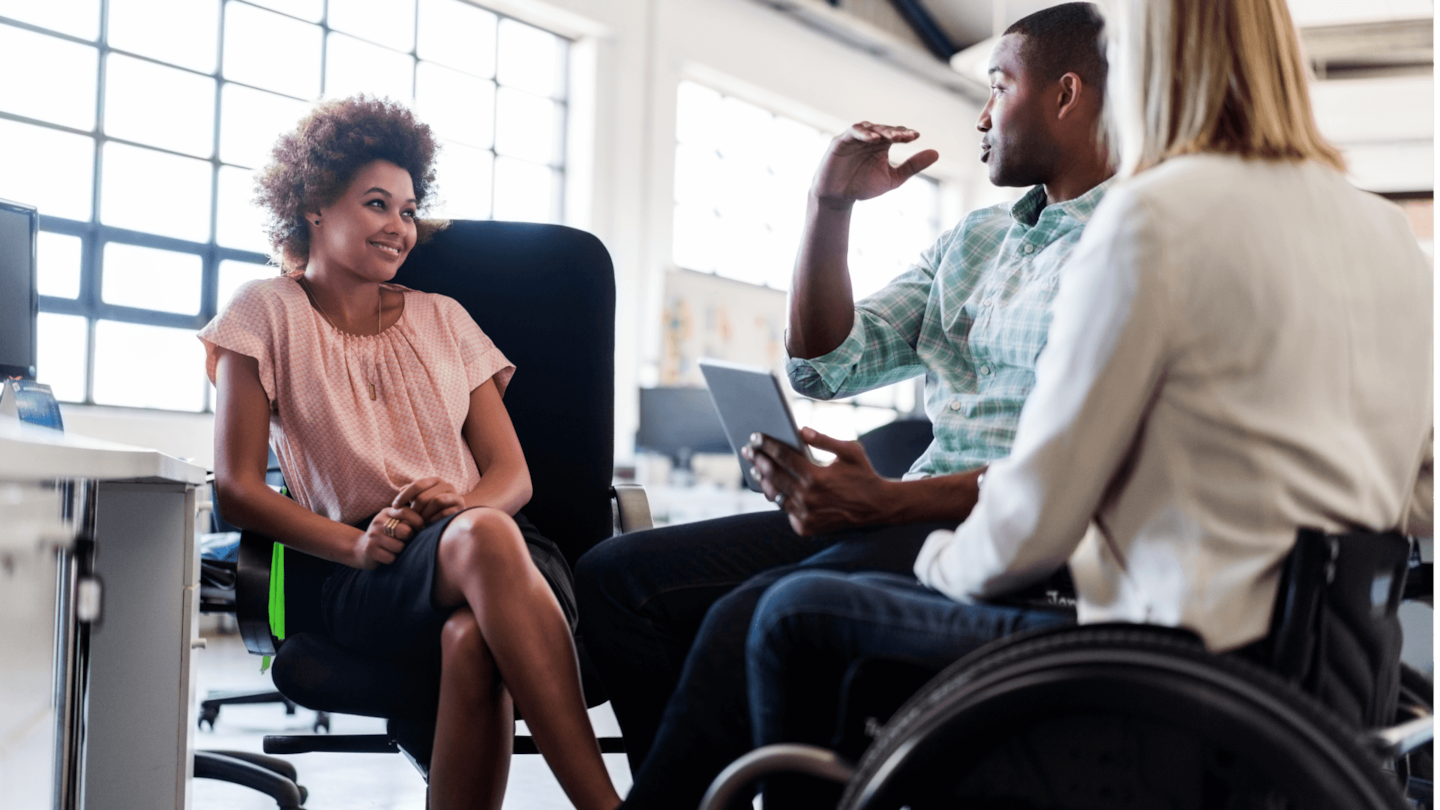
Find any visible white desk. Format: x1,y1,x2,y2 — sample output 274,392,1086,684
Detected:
0,421,206,810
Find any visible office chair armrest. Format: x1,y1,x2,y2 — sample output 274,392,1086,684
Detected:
699,744,854,810
611,484,653,534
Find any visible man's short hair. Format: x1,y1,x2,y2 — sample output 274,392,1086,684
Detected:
1004,2,1107,93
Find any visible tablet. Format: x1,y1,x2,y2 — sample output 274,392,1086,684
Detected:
699,358,811,493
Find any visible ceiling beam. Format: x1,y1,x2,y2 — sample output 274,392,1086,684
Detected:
886,0,959,61
753,0,988,100
1301,18,1433,80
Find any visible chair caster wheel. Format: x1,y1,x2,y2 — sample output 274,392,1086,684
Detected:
313,712,330,734
199,706,219,731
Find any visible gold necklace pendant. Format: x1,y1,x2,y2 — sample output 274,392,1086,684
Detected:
369,383,376,401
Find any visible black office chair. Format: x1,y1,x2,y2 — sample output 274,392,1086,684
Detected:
701,527,1434,810
856,418,933,479
213,221,649,803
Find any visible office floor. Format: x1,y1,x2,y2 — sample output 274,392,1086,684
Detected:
190,632,632,810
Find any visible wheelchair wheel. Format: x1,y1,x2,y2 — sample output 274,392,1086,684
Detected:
839,624,1409,810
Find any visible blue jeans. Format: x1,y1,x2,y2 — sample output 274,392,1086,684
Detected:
746,570,1074,809
573,511,954,810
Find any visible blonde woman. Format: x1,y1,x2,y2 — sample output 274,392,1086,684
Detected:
743,0,1431,802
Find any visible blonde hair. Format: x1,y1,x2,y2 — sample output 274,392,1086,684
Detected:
1104,0,1345,177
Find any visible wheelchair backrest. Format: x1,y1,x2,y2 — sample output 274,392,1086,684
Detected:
1267,528,1413,729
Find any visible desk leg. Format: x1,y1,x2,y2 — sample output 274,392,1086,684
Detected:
51,479,96,810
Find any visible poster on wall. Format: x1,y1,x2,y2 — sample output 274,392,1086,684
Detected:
661,268,788,387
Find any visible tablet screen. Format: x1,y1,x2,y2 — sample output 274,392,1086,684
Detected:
698,359,808,493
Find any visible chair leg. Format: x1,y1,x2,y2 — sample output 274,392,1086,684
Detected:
195,751,305,809
204,749,299,782
198,689,329,735
198,689,292,730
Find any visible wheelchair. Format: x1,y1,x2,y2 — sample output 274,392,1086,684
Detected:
702,528,1434,810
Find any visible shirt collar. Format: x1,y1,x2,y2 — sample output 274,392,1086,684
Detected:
1008,175,1117,228
1009,185,1049,227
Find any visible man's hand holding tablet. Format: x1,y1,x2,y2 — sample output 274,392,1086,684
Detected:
742,427,896,536
700,358,984,536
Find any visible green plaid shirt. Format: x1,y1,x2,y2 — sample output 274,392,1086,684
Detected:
787,178,1113,478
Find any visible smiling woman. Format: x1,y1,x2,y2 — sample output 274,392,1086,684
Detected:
198,96,623,810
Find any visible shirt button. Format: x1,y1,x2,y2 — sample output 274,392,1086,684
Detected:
979,365,991,376
1024,244,1035,254
949,400,961,411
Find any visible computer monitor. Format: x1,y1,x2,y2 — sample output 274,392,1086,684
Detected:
0,199,39,380
636,386,733,468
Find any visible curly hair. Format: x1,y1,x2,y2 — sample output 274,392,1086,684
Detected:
255,95,445,273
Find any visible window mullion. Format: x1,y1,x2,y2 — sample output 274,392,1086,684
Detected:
552,36,568,223
204,1,225,329
82,0,112,405
320,0,329,97
489,15,499,220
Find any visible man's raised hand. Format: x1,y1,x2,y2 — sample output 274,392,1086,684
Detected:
811,123,940,208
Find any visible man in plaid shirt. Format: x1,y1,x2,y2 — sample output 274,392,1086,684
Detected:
577,5,1113,806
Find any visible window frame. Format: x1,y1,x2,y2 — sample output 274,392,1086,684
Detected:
2,0,571,412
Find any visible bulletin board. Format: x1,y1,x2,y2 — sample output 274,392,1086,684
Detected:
661,268,789,386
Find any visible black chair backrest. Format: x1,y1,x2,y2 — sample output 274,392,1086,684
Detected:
391,221,616,565
1267,527,1413,729
858,418,934,479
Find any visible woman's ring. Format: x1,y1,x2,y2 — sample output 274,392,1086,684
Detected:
773,492,787,508
383,517,400,537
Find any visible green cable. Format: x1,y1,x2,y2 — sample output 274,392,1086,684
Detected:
260,542,286,673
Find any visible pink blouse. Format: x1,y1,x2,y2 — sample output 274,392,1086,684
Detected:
199,276,515,526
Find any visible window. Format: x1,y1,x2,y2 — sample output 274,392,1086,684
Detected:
671,80,941,438
0,0,570,411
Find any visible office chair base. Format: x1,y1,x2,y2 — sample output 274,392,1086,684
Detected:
199,688,330,733
195,750,306,809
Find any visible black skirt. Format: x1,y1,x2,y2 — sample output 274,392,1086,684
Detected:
318,509,578,660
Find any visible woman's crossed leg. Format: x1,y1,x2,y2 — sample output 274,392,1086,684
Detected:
431,507,620,810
